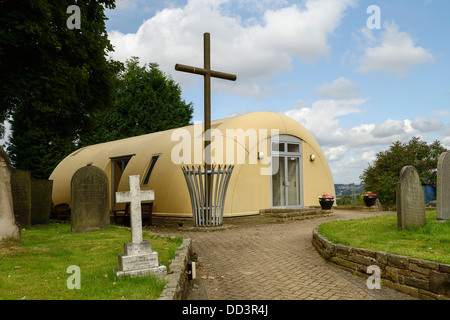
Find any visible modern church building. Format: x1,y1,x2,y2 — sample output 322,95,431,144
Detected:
50,112,335,217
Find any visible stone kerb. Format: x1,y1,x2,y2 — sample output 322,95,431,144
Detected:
158,238,193,300
312,227,450,300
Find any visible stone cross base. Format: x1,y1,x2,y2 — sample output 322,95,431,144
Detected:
115,240,167,279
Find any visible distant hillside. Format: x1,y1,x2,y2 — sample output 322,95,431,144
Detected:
334,184,364,197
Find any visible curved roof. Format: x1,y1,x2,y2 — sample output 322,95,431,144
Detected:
50,111,335,216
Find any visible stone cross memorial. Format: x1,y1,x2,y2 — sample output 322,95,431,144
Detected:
71,164,110,233
437,151,450,222
0,147,21,243
114,175,166,278
396,165,426,230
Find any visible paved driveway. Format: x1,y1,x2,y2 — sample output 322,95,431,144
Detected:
154,210,416,300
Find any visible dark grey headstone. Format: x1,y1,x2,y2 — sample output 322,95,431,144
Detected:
11,170,32,227
396,166,426,230
437,152,450,222
71,165,110,233
31,178,53,225
12,170,53,227
0,147,21,242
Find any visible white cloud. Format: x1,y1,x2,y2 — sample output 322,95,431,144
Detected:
108,0,356,97
115,0,137,10
313,77,360,99
372,118,414,138
283,98,367,146
0,119,11,146
411,117,444,132
432,109,450,117
356,22,434,74
442,137,450,150
281,97,447,152
324,145,348,162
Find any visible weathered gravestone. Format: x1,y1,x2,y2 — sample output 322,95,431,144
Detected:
396,165,426,230
0,147,21,243
71,164,110,233
115,175,166,279
11,169,32,227
11,170,53,227
31,178,53,225
437,151,450,222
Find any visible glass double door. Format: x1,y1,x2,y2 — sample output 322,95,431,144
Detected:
272,156,301,207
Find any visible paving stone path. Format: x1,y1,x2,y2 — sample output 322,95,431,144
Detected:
152,210,417,300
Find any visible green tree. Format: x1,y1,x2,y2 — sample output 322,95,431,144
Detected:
7,104,77,179
1,0,118,178
80,57,193,146
359,137,447,210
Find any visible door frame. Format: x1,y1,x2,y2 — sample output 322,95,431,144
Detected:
270,135,303,209
110,155,134,209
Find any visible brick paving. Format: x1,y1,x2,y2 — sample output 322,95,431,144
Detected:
151,210,417,300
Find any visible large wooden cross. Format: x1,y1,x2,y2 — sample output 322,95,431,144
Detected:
175,32,237,169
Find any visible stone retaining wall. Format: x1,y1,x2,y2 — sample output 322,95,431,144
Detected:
260,208,332,222
312,227,450,300
158,238,192,300
333,205,378,212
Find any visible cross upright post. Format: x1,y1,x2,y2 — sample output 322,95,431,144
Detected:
115,175,154,244
175,32,236,223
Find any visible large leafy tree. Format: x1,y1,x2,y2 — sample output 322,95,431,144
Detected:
80,57,193,146
1,0,117,178
360,137,447,209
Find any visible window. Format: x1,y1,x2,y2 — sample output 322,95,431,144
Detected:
287,143,299,153
272,142,285,152
142,155,160,185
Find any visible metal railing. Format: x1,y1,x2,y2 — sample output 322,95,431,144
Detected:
181,165,234,226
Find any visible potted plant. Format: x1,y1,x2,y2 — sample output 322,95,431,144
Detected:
363,191,377,207
319,193,334,210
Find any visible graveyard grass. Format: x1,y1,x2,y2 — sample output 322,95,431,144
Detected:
319,210,450,264
0,223,183,300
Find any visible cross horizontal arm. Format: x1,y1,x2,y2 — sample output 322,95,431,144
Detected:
175,64,237,81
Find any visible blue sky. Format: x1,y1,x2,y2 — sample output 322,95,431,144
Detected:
104,0,449,184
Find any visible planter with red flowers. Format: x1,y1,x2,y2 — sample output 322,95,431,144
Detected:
318,193,334,210
363,191,377,207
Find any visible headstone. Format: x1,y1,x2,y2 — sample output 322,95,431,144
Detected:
11,169,32,227
0,147,21,243
71,164,110,233
396,166,426,230
31,178,53,225
437,152,450,222
11,171,53,227
115,175,166,279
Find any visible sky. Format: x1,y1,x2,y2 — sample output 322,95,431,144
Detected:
103,0,450,184
4,0,448,185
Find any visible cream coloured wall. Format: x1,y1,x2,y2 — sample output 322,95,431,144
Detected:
49,112,335,217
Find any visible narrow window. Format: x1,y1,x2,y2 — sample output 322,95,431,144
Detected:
142,155,160,185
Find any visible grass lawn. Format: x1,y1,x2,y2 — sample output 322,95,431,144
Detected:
318,210,450,264
0,223,183,300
